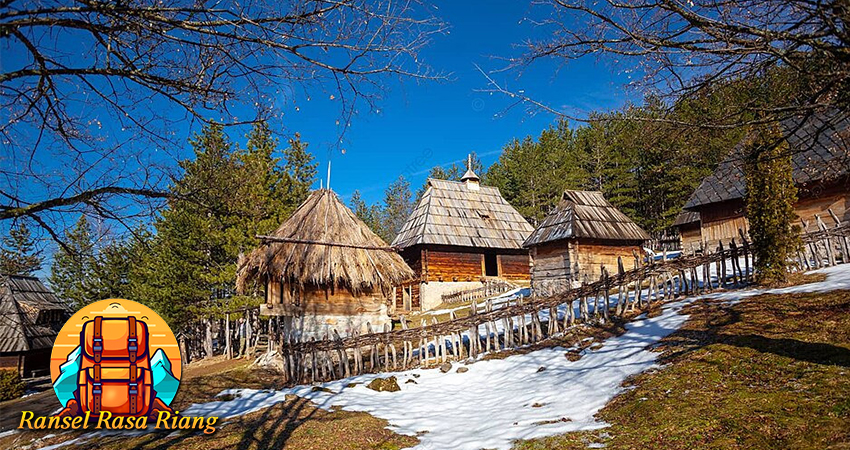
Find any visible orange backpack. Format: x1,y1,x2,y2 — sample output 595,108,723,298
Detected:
78,316,152,416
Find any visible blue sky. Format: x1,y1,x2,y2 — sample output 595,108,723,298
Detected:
3,0,644,273
280,1,637,204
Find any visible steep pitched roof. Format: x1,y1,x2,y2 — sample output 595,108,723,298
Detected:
684,111,850,210
392,178,534,250
237,189,414,294
0,274,69,354
524,190,650,247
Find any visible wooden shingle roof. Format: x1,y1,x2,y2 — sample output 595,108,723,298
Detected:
684,111,850,210
524,190,650,247
392,179,534,250
672,210,701,227
0,274,69,354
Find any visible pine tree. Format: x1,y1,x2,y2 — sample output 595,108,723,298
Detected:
0,221,43,276
129,123,317,330
379,176,414,243
130,124,239,328
743,122,800,284
91,233,147,300
350,190,383,234
282,133,318,207
49,215,97,310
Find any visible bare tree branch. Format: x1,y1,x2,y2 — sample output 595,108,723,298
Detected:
1,0,446,242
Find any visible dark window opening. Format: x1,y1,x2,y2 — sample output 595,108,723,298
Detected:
484,254,499,277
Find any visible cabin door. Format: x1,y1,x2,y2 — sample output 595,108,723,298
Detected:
484,253,499,277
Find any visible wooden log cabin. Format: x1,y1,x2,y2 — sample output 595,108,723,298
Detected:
523,190,650,297
236,189,415,339
391,164,534,311
0,274,70,378
672,210,702,250
675,111,850,248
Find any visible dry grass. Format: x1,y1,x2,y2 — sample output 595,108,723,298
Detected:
514,288,850,450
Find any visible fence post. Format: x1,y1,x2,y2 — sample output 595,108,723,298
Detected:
602,268,610,321
816,215,836,267
828,209,849,264
730,239,740,285
738,229,751,282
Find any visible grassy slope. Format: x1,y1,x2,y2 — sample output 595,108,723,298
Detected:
6,276,849,450
515,288,850,450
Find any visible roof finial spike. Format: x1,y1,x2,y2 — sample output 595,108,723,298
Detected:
460,153,480,186
327,160,332,191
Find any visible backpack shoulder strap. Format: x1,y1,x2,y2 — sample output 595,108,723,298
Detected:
92,317,103,414
128,317,138,362
128,316,138,415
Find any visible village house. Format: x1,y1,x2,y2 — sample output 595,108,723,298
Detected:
391,163,534,311
0,274,70,378
236,189,415,339
672,210,702,250
523,190,650,297
675,111,850,248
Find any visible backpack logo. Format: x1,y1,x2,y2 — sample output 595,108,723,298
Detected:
50,299,181,420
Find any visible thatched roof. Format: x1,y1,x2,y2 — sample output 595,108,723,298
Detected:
237,189,414,295
0,274,69,354
524,190,650,247
684,110,850,210
391,178,534,250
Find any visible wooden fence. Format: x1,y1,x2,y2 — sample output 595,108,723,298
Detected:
181,217,847,376
265,218,850,385
798,214,849,270
264,238,762,385
441,279,519,304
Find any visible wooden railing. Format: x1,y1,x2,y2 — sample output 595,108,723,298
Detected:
199,216,846,376
441,279,519,304
798,216,849,269
265,238,768,385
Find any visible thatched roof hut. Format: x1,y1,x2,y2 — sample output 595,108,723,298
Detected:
237,189,414,337
524,190,649,296
0,274,70,377
237,189,413,295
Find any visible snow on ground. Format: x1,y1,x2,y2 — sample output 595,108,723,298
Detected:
698,263,850,304
183,263,850,450
185,297,692,450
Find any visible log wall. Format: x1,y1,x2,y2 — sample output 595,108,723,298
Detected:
530,242,573,297
425,250,484,282
498,254,532,280
573,241,643,281
0,355,21,376
796,190,849,231
262,283,392,339
695,189,849,247
678,224,702,250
